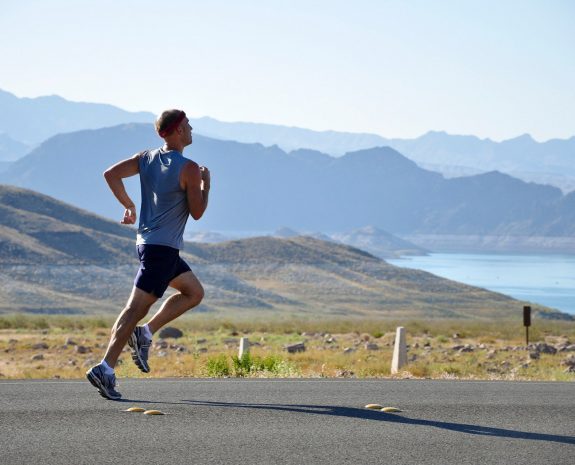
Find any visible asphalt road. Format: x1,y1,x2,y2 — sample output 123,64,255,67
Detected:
0,378,573,465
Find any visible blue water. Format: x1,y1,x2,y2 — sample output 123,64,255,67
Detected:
387,253,575,315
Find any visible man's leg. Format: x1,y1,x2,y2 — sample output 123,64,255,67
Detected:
103,286,158,368
146,270,204,334
86,286,157,399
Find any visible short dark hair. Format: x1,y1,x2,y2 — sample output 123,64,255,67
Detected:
155,109,186,137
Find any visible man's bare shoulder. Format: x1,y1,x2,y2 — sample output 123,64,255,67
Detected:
181,159,200,174
183,157,199,168
130,150,149,163
180,159,201,189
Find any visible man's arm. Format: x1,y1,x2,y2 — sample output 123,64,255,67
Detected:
180,161,210,220
103,152,141,225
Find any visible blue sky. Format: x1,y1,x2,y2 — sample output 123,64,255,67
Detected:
1,0,573,141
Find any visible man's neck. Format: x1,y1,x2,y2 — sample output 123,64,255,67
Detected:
163,142,184,153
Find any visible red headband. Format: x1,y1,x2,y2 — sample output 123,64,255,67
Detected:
159,111,186,138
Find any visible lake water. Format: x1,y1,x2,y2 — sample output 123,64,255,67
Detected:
387,253,575,315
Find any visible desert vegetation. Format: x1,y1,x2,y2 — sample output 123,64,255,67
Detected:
2,315,574,381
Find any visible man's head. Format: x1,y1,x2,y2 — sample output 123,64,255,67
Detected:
155,109,192,147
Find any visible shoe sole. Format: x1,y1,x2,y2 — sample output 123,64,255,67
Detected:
129,333,150,373
86,370,121,400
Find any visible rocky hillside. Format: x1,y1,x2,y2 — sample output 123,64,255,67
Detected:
0,185,568,320
0,185,135,265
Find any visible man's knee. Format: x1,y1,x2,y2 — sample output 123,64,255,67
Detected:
173,272,204,309
180,281,204,309
187,282,204,308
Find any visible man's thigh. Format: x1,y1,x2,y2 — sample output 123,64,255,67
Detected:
169,270,203,297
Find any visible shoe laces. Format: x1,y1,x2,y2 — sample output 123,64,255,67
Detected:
105,372,118,389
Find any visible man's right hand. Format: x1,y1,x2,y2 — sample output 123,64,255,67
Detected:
200,166,211,190
121,206,137,225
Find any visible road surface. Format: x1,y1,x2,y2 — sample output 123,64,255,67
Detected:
1,378,573,464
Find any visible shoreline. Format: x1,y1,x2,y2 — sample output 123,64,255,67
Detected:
401,234,575,255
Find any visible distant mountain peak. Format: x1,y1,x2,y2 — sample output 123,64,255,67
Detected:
0,88,154,145
274,226,300,238
342,145,420,170
503,133,535,143
418,130,487,143
423,130,449,137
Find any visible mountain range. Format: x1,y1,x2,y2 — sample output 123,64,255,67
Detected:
0,89,152,149
1,184,566,320
194,117,575,193
1,123,573,254
1,89,573,192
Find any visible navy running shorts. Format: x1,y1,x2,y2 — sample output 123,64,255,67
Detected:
134,244,191,298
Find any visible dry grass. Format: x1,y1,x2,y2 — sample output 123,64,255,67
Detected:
1,315,574,381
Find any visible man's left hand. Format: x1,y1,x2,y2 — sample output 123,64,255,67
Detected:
121,206,137,224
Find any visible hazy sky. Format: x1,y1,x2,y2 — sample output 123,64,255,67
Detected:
1,0,573,141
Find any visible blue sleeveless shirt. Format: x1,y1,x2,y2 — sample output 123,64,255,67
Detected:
136,148,190,250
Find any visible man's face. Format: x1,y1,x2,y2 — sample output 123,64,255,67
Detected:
181,118,193,146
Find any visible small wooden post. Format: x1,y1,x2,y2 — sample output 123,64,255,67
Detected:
523,306,531,346
391,327,407,374
239,337,250,359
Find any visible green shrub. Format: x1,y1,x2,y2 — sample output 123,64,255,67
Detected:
231,353,253,376
258,355,284,372
228,353,295,377
205,354,230,377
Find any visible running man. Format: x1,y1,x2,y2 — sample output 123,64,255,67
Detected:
86,109,210,400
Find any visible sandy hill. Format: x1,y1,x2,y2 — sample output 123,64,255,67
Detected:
0,185,567,320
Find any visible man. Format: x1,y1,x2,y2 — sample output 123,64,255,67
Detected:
86,109,210,400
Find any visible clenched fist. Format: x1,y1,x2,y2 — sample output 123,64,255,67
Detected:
121,206,137,225
200,166,211,190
